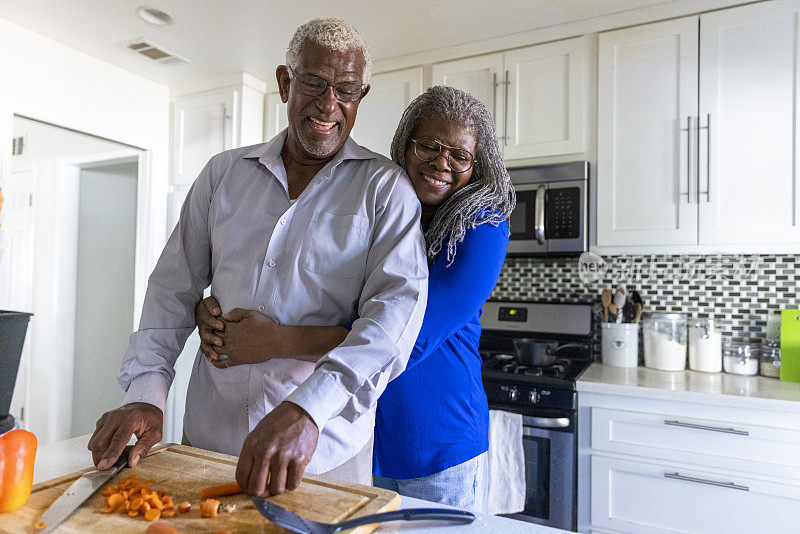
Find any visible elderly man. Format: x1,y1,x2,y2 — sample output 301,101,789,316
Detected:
88,18,427,495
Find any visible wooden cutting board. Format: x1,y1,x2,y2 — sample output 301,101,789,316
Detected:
0,444,400,533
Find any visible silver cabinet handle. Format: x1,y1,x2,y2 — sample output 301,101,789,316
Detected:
492,72,498,125
523,417,570,431
503,70,510,144
535,184,546,244
664,472,749,492
680,116,694,203
664,419,749,436
698,113,711,202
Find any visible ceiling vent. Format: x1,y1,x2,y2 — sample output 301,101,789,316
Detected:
124,38,189,65
12,135,25,158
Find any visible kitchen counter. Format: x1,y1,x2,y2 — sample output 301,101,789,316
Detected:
32,434,560,534
577,362,800,412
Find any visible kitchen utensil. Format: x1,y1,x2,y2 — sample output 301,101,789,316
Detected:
608,303,618,323
780,310,800,382
633,303,643,323
36,446,133,533
512,338,555,367
252,496,474,534
8,444,401,533
613,288,626,311
622,299,636,323
601,289,612,322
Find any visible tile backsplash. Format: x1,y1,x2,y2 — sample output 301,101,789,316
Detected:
490,254,799,350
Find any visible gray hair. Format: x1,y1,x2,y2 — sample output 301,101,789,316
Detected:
391,86,516,265
286,18,372,83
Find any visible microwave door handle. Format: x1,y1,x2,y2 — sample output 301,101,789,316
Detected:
535,184,546,245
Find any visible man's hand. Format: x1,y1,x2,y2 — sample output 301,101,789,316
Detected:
236,402,319,496
88,403,163,470
196,296,224,362
214,308,277,367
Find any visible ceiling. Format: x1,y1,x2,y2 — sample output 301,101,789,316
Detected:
0,0,676,91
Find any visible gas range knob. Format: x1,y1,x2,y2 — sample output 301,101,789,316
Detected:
529,389,541,404
507,386,519,401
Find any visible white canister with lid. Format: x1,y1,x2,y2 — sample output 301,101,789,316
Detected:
687,318,722,372
723,342,759,376
642,312,687,371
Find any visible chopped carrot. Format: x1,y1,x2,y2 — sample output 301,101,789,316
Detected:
145,523,182,534
34,521,46,530
107,493,124,508
200,481,243,499
161,509,177,518
199,499,221,518
140,501,152,513
145,508,162,522
177,501,191,513
214,531,233,534
100,506,114,514
128,509,139,518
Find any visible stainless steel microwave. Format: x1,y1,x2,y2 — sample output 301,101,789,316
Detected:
507,161,588,256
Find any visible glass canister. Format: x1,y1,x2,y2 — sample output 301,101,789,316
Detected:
642,312,687,371
687,318,722,372
759,342,781,378
722,342,759,376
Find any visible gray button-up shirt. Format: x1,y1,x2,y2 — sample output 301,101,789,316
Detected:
118,131,428,472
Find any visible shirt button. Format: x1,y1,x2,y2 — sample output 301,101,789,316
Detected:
268,260,276,267
279,219,286,225
258,304,265,312
245,405,249,413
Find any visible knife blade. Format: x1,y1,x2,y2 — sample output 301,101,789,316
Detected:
36,445,133,533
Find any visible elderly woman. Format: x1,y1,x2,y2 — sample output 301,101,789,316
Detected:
196,86,514,510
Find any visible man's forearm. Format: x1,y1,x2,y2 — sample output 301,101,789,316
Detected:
270,325,349,362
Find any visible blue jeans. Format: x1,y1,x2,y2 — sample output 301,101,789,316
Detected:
373,452,488,513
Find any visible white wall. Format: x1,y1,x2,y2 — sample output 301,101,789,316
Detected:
0,16,170,320
72,160,137,437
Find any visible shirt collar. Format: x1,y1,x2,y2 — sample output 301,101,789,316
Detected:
242,129,377,167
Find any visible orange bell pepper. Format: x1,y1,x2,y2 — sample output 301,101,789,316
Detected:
0,429,37,513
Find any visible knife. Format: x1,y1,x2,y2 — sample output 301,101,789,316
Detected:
36,445,133,533
251,496,475,534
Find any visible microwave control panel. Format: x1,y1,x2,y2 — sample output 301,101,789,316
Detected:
545,188,580,239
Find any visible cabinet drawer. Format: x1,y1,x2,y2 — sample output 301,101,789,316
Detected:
591,454,800,533
591,407,800,471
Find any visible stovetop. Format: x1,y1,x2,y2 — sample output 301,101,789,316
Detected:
481,352,593,387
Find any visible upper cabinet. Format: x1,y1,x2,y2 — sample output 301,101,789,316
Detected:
264,91,288,141
433,37,586,161
350,67,424,157
597,0,800,251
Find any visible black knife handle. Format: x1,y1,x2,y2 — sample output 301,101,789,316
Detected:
331,507,475,532
111,445,134,472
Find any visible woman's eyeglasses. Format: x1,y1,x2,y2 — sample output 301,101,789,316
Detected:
411,137,475,173
289,70,366,103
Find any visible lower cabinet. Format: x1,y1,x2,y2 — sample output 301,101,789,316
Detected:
578,391,800,533
591,454,800,534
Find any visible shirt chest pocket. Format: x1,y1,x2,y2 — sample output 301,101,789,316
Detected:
299,211,370,279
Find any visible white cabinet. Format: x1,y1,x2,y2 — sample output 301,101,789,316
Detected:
350,67,423,157
597,0,800,251
264,91,288,141
432,37,586,160
578,392,800,534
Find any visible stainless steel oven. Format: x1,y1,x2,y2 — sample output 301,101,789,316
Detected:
507,161,588,256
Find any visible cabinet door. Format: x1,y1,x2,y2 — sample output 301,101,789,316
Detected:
171,90,234,186
591,454,800,534
597,18,699,247
698,0,800,245
350,67,423,157
264,91,288,141
504,38,586,159
432,54,504,145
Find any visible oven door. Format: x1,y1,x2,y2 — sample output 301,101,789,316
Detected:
505,412,576,531
507,183,547,254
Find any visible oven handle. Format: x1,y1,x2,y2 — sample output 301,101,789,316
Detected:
523,416,570,431
535,184,546,244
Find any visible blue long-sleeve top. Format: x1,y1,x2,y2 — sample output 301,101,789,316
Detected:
372,218,509,479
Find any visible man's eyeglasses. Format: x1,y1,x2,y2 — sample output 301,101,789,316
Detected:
410,137,475,173
289,69,366,103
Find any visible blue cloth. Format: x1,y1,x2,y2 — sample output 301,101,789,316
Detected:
373,219,509,479
373,452,488,513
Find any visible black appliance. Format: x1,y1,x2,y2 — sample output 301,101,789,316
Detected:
0,310,32,434
480,300,593,532
507,161,588,256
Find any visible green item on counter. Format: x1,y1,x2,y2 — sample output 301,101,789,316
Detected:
779,310,800,383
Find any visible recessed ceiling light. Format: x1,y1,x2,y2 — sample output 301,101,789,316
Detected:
136,6,174,26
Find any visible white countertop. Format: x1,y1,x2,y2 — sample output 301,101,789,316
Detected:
577,362,800,412
32,435,562,534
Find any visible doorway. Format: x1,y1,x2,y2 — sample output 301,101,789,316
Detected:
2,115,141,443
